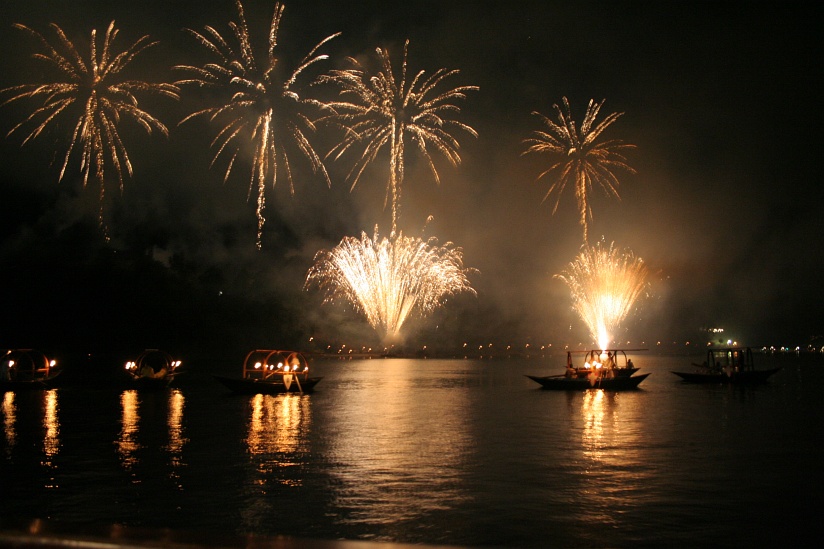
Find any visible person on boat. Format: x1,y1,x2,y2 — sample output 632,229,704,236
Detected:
139,364,155,378
627,358,634,369
604,352,615,370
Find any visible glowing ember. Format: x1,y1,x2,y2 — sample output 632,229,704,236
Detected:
321,40,478,236
175,1,339,248
1,21,178,235
523,97,635,243
555,240,649,350
305,228,476,343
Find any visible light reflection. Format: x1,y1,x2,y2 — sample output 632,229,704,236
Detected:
239,393,313,532
571,389,650,526
325,360,470,526
3,390,62,469
42,390,60,466
117,390,189,479
246,393,311,477
3,392,16,454
165,390,188,482
581,390,611,466
117,390,141,470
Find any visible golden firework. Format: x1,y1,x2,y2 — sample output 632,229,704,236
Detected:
1,21,178,234
523,97,635,243
305,228,476,343
175,1,339,248
555,240,649,349
321,40,478,236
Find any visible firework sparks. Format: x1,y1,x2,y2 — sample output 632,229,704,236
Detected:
175,1,339,248
1,21,178,234
321,40,478,236
555,240,649,350
305,228,476,343
523,97,635,243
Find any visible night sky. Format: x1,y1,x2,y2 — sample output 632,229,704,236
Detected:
0,0,821,359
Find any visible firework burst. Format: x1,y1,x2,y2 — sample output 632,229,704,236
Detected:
555,240,649,350
523,97,635,243
321,40,478,236
1,21,178,234
305,227,476,343
175,1,339,248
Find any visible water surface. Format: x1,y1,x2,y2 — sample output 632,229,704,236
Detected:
2,353,821,547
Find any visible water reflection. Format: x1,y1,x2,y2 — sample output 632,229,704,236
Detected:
325,360,471,529
238,393,313,533
42,390,60,467
245,393,312,484
3,392,15,454
117,390,141,469
116,389,188,479
1,390,61,468
581,390,609,465
572,389,649,527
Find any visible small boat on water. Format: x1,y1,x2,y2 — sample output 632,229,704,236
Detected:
124,349,182,390
526,348,650,391
1,349,61,391
213,349,322,395
672,347,781,384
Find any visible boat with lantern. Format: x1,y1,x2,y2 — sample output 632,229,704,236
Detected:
672,347,781,384
1,349,62,391
213,349,322,394
124,349,182,390
526,348,649,390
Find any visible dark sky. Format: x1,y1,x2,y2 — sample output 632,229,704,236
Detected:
0,0,821,356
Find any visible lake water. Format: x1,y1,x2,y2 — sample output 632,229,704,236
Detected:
1,352,822,548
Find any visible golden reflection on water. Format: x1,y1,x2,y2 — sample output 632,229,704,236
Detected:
574,389,649,525
3,392,16,454
166,390,188,485
2,391,60,476
326,360,471,525
116,389,188,478
166,390,187,455
246,393,311,483
581,390,609,465
42,390,60,464
239,393,313,531
117,390,141,469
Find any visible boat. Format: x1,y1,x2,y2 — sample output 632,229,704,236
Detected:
526,349,650,391
213,349,322,395
124,349,182,390
1,349,61,391
672,347,782,384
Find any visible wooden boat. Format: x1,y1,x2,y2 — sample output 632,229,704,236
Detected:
672,347,781,384
526,349,649,391
1,349,61,391
526,372,650,390
124,349,182,390
213,349,322,395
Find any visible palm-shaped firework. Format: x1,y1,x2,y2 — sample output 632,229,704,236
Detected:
321,40,478,237
523,97,635,243
305,227,476,344
1,21,178,234
175,0,339,248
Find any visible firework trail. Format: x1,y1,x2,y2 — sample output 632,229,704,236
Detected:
321,40,478,236
555,240,649,350
1,21,178,235
175,0,339,248
305,227,476,343
523,97,635,243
